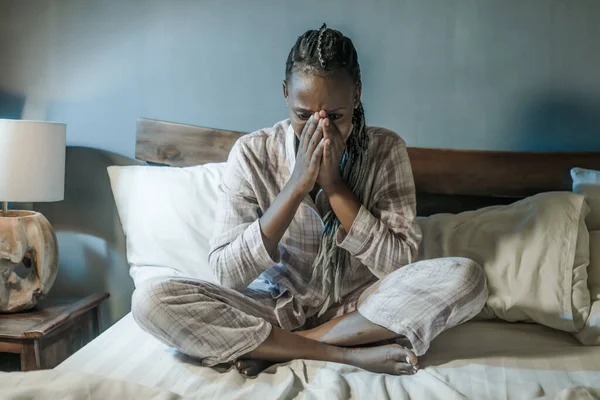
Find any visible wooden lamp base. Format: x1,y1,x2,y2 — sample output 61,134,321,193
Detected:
0,209,59,313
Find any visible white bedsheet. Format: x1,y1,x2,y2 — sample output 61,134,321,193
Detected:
37,313,599,399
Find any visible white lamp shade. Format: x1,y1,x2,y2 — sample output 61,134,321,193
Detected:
0,119,66,202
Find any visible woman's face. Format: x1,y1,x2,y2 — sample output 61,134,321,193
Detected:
283,70,360,142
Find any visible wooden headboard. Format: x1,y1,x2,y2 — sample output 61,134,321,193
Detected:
136,117,600,216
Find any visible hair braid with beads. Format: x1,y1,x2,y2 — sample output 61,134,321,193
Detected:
285,23,369,308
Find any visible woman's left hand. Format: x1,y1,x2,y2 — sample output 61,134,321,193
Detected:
317,110,346,195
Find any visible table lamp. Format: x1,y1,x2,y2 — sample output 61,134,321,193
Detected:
0,119,66,313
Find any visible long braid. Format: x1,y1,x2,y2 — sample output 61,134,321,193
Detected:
317,24,326,67
285,24,370,309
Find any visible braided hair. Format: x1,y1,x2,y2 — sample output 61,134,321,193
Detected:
285,24,369,308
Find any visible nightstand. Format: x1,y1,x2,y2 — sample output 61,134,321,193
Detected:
0,293,109,371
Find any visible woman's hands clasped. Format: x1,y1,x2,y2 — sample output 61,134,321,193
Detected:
289,110,346,197
289,112,326,196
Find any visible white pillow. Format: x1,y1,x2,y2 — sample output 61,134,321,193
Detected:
418,192,590,333
571,167,600,230
571,167,600,345
107,163,225,287
575,231,600,345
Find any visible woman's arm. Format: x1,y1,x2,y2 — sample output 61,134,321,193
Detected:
209,116,326,290
326,137,422,279
260,115,325,259
208,140,280,290
323,181,361,233
317,116,362,232
258,182,305,260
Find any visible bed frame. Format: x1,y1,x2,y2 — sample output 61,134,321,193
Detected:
135,117,600,216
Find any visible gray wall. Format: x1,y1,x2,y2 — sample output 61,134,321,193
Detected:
1,0,600,155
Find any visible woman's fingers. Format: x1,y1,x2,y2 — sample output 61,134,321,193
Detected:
322,117,331,141
323,140,331,170
322,119,344,160
299,114,314,150
323,117,345,155
307,119,324,155
322,138,330,162
323,116,344,141
301,112,320,150
310,138,326,172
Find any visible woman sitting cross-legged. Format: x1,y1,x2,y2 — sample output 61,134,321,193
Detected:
132,24,488,377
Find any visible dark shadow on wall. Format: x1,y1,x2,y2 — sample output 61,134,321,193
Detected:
0,90,25,119
34,147,142,328
511,90,600,152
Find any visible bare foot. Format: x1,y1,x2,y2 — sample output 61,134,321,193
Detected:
344,344,419,375
235,359,275,376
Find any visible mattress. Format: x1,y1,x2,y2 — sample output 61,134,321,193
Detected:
50,313,600,399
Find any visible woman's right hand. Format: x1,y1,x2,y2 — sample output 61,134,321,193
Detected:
289,112,326,196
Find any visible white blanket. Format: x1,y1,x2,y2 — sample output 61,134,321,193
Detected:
1,362,599,400
3,313,593,400
0,370,180,400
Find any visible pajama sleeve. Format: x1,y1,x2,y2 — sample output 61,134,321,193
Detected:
335,136,422,279
208,139,280,290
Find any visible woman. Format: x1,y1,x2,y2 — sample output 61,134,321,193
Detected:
133,24,487,376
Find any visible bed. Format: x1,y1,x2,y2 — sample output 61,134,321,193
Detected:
54,312,600,399
4,117,600,399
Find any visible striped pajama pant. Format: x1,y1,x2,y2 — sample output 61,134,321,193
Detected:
132,257,487,367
